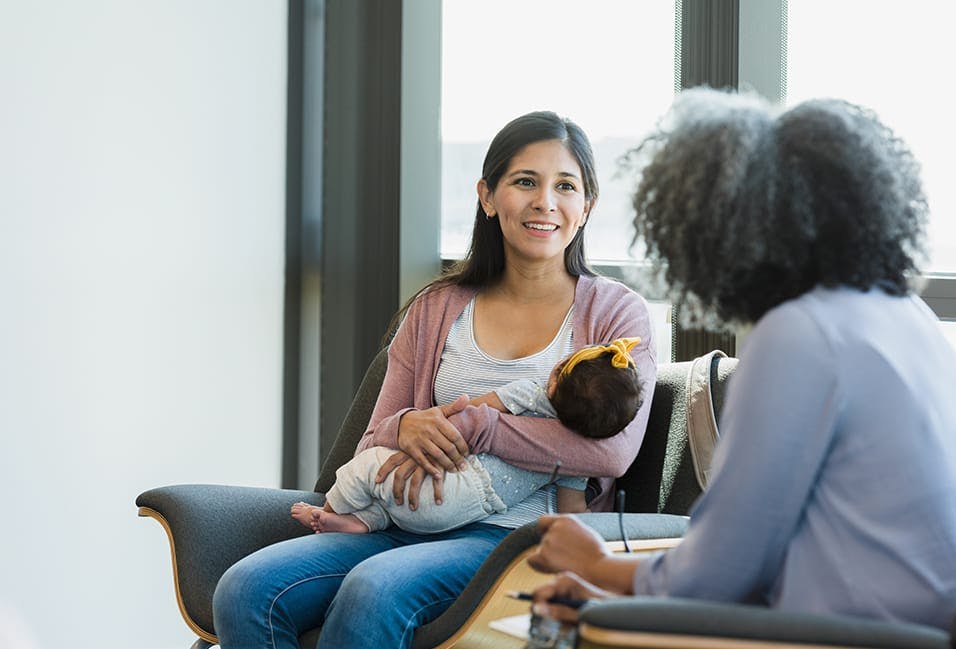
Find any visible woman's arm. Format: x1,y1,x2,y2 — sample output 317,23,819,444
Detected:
556,488,589,514
354,306,422,453
632,303,839,601
354,294,469,503
530,515,639,593
528,516,639,624
450,397,648,477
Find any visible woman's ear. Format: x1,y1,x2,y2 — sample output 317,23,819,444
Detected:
477,179,496,218
581,198,595,227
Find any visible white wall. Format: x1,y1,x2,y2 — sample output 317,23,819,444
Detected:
0,3,287,648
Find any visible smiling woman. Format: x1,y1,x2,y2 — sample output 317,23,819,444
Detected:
211,110,658,648
478,140,590,269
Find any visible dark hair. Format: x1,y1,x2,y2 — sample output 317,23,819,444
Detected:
628,88,928,326
550,355,643,439
385,111,599,342
448,110,599,286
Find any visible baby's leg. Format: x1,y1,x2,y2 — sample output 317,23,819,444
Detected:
291,501,369,534
312,508,370,534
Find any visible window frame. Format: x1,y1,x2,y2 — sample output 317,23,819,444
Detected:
431,0,956,321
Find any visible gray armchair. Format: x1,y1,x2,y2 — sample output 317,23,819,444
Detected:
140,350,796,648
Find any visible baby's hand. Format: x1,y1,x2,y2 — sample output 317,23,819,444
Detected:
547,359,567,398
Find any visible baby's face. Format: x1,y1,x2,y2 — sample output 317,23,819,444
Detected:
547,359,567,398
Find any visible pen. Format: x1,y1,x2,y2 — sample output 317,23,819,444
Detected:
506,590,588,610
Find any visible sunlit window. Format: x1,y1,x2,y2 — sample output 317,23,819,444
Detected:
787,1,956,273
440,1,676,262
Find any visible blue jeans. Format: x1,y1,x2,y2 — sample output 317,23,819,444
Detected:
212,522,511,648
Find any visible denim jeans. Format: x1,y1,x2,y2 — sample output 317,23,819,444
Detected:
212,522,512,649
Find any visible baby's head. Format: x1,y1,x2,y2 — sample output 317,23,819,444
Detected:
548,337,643,439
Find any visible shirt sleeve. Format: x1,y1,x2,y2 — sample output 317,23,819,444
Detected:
355,298,423,454
494,379,557,417
632,301,841,603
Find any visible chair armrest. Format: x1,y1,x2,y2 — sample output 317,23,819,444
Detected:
412,522,540,648
411,513,689,648
136,484,322,640
578,596,949,649
579,512,689,542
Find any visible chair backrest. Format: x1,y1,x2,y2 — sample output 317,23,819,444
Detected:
314,346,390,493
312,346,738,518
618,352,737,515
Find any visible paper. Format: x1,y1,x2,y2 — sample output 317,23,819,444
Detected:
488,613,531,640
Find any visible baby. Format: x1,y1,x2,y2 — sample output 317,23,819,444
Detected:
291,337,642,534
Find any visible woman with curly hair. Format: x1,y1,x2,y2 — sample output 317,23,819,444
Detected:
528,88,956,630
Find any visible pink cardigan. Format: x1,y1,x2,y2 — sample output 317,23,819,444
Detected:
357,274,658,512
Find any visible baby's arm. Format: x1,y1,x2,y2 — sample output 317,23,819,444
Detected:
488,378,557,418
469,392,508,413
556,487,589,514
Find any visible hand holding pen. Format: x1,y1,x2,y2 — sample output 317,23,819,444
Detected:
507,590,588,610
522,573,613,624
528,515,610,577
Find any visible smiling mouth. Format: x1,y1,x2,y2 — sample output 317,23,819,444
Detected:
523,222,558,232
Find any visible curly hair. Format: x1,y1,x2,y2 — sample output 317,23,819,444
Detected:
550,355,643,439
628,87,928,326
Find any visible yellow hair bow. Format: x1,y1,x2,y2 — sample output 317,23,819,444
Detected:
560,337,641,379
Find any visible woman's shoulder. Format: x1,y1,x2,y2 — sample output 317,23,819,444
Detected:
576,274,646,313
573,274,651,343
414,281,459,302
745,289,842,364
753,287,877,346
406,282,476,323
755,286,934,363
391,282,476,353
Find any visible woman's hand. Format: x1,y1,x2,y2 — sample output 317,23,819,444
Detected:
529,515,610,578
392,395,471,478
531,572,614,624
375,451,444,510
530,515,642,596
374,395,470,509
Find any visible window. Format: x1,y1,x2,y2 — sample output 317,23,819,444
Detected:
787,1,956,273
440,0,676,262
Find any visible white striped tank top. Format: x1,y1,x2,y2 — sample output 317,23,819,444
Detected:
433,297,574,528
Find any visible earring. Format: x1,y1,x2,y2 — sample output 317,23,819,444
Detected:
485,210,496,220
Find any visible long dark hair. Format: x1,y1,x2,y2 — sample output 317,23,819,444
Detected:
448,110,600,286
386,111,599,340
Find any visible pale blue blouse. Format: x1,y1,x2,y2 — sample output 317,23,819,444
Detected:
633,287,956,630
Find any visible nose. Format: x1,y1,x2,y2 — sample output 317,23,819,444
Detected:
531,186,557,212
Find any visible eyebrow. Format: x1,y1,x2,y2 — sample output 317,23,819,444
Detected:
506,169,582,180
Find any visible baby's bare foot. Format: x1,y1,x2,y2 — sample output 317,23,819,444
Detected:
313,509,369,534
290,501,322,530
